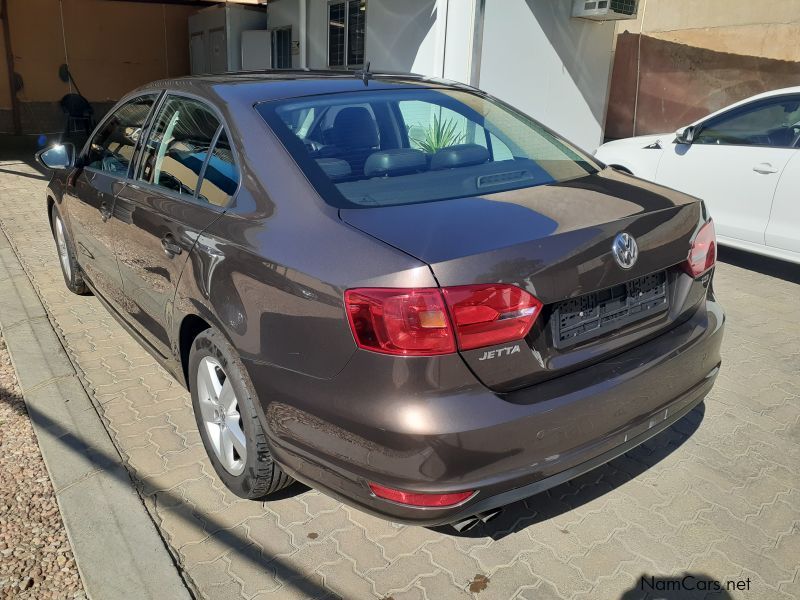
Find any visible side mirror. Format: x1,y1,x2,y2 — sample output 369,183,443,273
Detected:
675,125,697,145
35,143,75,171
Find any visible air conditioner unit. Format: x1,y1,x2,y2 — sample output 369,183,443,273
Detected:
572,0,639,20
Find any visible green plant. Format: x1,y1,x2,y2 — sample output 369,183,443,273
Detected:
410,114,465,153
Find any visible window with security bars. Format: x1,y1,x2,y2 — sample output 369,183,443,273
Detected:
328,0,366,68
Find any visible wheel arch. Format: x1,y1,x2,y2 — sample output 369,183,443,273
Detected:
178,313,212,390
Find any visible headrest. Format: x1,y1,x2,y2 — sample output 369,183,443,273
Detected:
329,107,379,148
364,149,427,178
430,143,490,170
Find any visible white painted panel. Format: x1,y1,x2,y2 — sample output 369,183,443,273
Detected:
364,0,439,75
479,0,615,151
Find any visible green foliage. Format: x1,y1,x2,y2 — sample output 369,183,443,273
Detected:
410,114,465,154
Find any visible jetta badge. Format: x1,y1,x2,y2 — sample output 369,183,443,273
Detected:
612,232,638,269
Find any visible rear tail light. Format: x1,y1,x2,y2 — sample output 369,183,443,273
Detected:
345,288,455,355
368,482,474,507
345,284,542,356
684,219,716,277
442,284,543,351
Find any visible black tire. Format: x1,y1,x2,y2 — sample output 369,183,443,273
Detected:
188,328,293,499
50,203,90,295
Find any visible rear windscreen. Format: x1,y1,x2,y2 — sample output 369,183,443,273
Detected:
256,88,599,209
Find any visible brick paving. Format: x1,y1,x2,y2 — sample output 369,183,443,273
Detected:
0,158,798,599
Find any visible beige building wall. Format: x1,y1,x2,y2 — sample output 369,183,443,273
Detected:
606,0,800,139
0,0,197,133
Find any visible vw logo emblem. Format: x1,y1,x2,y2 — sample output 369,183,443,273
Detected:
612,232,638,269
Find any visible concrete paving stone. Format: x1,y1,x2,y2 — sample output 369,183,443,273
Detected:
570,536,639,585
149,424,188,454
367,523,441,561
481,560,540,599
366,553,440,596
573,567,637,600
226,548,283,597
180,522,252,565
711,538,795,586
423,537,486,588
244,514,298,557
762,527,800,575
317,559,377,600
616,524,685,573
522,546,593,597
185,556,237,590
328,525,390,574
569,507,628,547
747,495,800,540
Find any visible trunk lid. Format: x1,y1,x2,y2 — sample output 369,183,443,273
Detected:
341,170,705,391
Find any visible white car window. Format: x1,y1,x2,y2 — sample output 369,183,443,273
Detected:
695,95,800,148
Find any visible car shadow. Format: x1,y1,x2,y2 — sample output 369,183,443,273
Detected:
717,246,800,285
433,401,705,541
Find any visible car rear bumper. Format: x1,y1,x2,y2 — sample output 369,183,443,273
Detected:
244,298,724,525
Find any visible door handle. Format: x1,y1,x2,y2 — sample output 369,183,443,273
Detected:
753,163,779,174
99,201,112,222
161,234,183,257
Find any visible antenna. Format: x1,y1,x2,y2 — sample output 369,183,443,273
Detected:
355,61,373,85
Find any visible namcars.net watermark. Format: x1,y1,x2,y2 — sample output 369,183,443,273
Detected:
640,574,752,593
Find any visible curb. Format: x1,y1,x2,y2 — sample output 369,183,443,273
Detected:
0,230,193,600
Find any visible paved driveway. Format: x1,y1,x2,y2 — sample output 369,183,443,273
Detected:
0,158,798,600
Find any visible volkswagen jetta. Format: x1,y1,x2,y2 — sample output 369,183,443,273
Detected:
36,72,724,527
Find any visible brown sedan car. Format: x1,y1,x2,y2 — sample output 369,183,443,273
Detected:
37,71,724,530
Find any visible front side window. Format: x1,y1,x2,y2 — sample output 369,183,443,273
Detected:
137,96,221,198
328,0,365,68
695,95,800,147
85,95,157,174
257,88,598,209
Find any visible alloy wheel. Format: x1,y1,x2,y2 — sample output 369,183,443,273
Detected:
55,215,71,281
196,356,246,475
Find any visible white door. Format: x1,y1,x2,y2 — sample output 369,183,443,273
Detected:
766,150,800,254
656,94,800,245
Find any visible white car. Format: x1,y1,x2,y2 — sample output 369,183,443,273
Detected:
596,87,800,265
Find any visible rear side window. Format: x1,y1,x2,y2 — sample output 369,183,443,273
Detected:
257,88,598,209
137,96,221,198
85,95,157,174
198,130,240,206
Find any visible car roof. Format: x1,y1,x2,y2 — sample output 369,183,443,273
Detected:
135,70,475,105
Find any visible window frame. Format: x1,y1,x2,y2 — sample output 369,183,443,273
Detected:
691,93,800,149
130,91,242,210
327,0,367,70
80,92,162,178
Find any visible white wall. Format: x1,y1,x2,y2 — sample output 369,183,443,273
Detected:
479,0,615,151
364,0,440,74
267,0,301,68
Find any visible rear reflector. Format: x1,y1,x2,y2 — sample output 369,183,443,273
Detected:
345,284,542,356
368,482,474,507
685,219,716,277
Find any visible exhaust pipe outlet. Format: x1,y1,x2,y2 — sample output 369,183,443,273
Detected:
450,508,503,533
477,508,502,524
450,516,481,533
